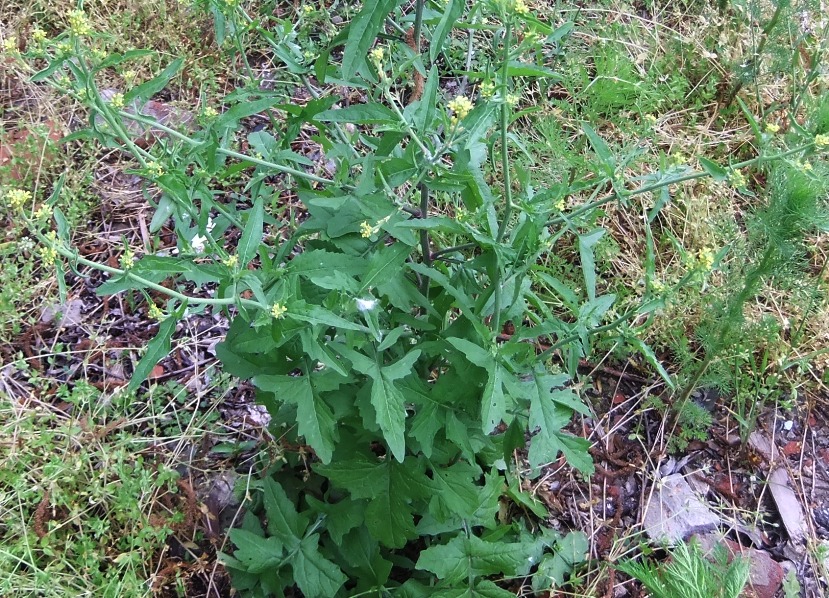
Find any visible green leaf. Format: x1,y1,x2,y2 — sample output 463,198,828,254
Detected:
505,60,561,78
699,157,728,182
262,478,307,546
428,461,486,522
341,0,399,80
628,337,674,389
582,123,615,177
361,242,412,293
237,195,264,267
413,66,439,133
292,534,347,597
316,455,431,548
288,301,369,332
315,103,399,124
214,96,282,131
124,57,184,104
126,302,185,393
254,373,339,463
577,228,604,301
528,430,593,475
430,0,464,62
416,535,536,586
480,365,506,433
227,529,284,574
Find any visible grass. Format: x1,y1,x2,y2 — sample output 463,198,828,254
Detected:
1,0,828,595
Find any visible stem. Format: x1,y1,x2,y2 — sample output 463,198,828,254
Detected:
413,0,424,55
418,183,431,298
37,231,266,311
495,21,514,243
492,20,514,334
114,111,341,187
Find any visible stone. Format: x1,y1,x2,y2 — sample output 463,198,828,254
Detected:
696,533,784,598
642,473,720,544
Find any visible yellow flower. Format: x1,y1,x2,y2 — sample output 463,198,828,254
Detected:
270,303,287,319
146,162,164,177
110,93,125,110
222,254,238,268
513,0,530,15
2,37,18,54
480,80,495,99
57,41,72,54
148,303,166,321
122,70,137,84
729,169,747,188
794,160,813,172
203,106,218,118
764,122,780,134
369,46,384,65
91,47,106,60
644,114,657,124
4,188,32,210
34,204,53,221
119,248,136,270
815,134,829,148
448,95,474,120
302,5,314,14
360,221,375,238
68,10,92,37
39,231,59,265
670,153,686,166
697,247,715,271
32,28,47,44
554,198,565,211
506,93,520,107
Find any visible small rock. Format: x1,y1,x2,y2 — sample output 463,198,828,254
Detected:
696,533,784,598
41,300,84,328
768,466,808,544
643,473,720,544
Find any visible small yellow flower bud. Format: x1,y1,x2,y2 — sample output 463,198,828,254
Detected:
148,303,166,321
271,303,287,319
370,46,384,65
32,28,47,44
110,93,125,110
815,134,829,148
119,248,136,270
4,188,32,210
68,10,92,36
729,169,747,188
360,221,375,238
764,122,780,134
222,254,238,268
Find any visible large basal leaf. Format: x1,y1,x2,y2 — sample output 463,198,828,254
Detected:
416,534,537,586
254,373,339,463
315,454,431,548
292,534,347,597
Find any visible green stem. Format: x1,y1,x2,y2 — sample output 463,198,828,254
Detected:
113,111,341,187
36,231,266,311
413,0,424,55
492,20,514,334
418,184,432,298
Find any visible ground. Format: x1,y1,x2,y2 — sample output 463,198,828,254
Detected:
1,0,829,596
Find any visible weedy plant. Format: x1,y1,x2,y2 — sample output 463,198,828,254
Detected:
616,538,751,598
5,0,829,595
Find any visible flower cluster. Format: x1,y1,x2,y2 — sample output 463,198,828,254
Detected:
146,162,165,177
68,10,93,37
148,303,166,321
222,254,239,268
448,95,474,122
3,36,18,54
109,93,125,110
119,248,136,270
764,122,780,134
360,221,377,238
815,134,829,149
696,247,715,271
32,28,47,44
39,231,59,265
480,80,495,99
729,169,747,189
370,46,384,66
271,303,287,319
4,188,32,210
